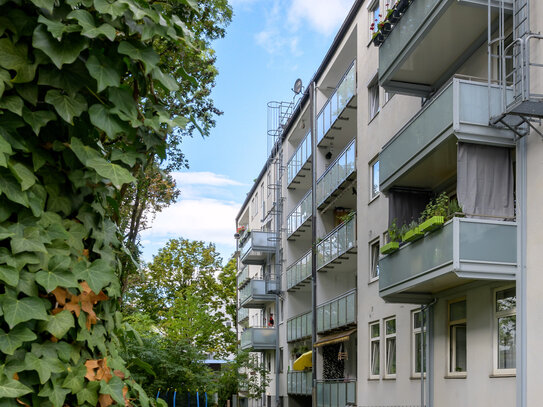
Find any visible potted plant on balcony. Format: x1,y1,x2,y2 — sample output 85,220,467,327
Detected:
378,19,392,35
402,220,424,243
396,0,410,13
418,192,449,233
385,3,400,24
381,219,402,254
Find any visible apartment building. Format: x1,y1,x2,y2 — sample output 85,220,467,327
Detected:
236,0,542,406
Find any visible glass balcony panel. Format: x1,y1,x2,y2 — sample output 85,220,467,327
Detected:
323,304,331,331
317,139,356,206
317,214,356,270
338,297,346,327
330,383,338,406
346,382,356,404
317,383,324,407
330,301,338,330
323,383,330,407
331,92,339,123
287,131,312,185
346,292,355,324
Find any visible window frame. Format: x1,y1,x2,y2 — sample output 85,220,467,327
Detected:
493,285,516,375
369,321,381,379
367,0,381,42
369,238,380,282
384,317,397,378
370,159,380,201
447,298,467,376
368,81,380,121
412,309,427,377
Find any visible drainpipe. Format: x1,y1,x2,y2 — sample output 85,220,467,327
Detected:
516,134,527,407
310,81,318,407
420,299,437,407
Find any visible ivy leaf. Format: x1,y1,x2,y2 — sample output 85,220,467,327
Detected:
152,67,179,92
15,84,38,106
73,259,114,293
0,38,37,83
37,377,70,407
0,325,36,355
108,87,138,124
11,236,47,254
86,54,120,92
45,90,87,125
27,183,47,217
99,376,125,405
0,172,29,207
76,381,100,405
0,95,23,116
8,160,36,191
88,104,125,139
69,137,102,165
33,24,88,69
23,353,57,384
67,10,116,41
118,41,159,74
42,310,74,339
37,15,80,41
36,255,77,292
29,0,56,13
22,107,56,135
2,296,48,328
93,0,129,18
62,363,86,393
87,157,136,189
0,265,18,287
0,373,33,398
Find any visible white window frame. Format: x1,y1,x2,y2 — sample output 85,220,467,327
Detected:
368,81,380,121
369,321,380,379
370,159,380,200
412,310,427,377
384,317,397,378
368,0,381,42
493,285,516,375
369,238,380,282
447,298,467,376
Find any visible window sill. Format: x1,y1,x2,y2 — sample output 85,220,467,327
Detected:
410,374,426,380
489,372,516,378
368,110,380,125
368,277,379,285
444,374,467,379
368,193,380,205
367,377,380,381
383,375,396,380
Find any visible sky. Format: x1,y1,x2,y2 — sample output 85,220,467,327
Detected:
140,0,356,264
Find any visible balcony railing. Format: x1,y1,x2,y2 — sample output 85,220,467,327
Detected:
287,311,312,343
239,279,276,308
316,62,356,145
317,289,356,334
379,78,515,192
237,265,249,288
240,327,277,351
287,190,312,237
286,250,312,290
237,307,249,323
287,131,312,186
317,214,356,270
287,371,312,396
316,379,356,407
239,230,277,265
379,217,517,303
316,139,356,208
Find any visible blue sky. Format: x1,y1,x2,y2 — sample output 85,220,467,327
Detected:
140,0,355,264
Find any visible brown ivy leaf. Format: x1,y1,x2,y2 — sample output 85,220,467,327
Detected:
85,359,100,381
114,370,125,380
98,394,113,407
123,386,130,406
13,373,19,380
51,287,71,306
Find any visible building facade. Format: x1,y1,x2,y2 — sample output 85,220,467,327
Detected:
236,0,542,406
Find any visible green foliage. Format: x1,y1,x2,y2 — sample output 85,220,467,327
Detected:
0,0,203,403
419,192,463,222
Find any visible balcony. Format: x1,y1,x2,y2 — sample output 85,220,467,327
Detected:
286,251,312,291
287,371,312,396
379,217,517,303
237,265,249,288
238,307,249,324
316,139,356,210
316,62,357,148
239,230,277,265
379,0,512,96
287,131,312,188
317,290,356,334
317,214,356,271
240,327,276,351
239,279,276,309
287,190,312,239
379,78,515,192
287,311,312,343
316,380,356,407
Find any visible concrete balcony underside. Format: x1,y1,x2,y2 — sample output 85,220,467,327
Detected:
379,78,515,192
240,327,276,351
379,0,512,96
239,231,277,265
379,217,517,304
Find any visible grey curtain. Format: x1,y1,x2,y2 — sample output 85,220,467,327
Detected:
457,142,514,218
388,189,431,227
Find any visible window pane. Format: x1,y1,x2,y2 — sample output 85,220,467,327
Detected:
371,341,380,375
451,325,467,372
386,337,396,375
498,315,516,369
371,323,380,338
372,161,380,197
414,332,426,373
371,242,380,279
413,311,422,329
385,318,396,335
450,300,466,321
496,287,516,312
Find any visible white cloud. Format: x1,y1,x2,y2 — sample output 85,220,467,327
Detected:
287,0,354,36
172,171,244,187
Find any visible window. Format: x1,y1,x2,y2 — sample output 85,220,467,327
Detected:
385,317,396,377
369,321,380,378
370,239,380,280
448,299,467,374
385,91,394,104
369,82,380,120
412,310,427,376
369,0,380,41
495,286,516,373
370,160,380,199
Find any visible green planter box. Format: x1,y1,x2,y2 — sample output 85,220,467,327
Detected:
380,241,399,255
419,216,444,233
402,226,423,242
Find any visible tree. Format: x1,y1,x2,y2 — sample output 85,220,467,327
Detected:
0,0,202,404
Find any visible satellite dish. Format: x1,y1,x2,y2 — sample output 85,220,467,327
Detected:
293,78,303,94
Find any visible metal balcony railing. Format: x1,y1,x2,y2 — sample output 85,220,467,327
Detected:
287,131,312,186
315,379,356,407
317,214,356,270
286,250,312,290
237,307,249,323
287,190,312,236
240,327,277,350
287,371,312,396
317,289,356,334
237,265,249,288
287,310,312,342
